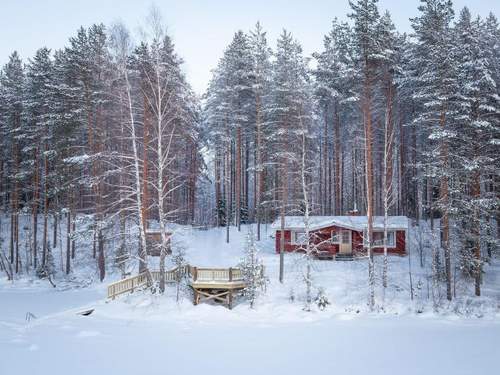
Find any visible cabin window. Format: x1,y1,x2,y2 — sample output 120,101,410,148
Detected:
331,231,341,244
291,230,308,245
341,230,351,244
364,230,396,247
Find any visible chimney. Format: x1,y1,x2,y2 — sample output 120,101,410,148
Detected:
346,203,359,216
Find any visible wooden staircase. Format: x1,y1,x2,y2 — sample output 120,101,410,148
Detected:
335,253,354,261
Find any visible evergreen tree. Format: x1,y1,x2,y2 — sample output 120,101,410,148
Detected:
410,0,457,301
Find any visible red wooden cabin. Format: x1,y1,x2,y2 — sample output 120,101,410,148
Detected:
271,216,408,257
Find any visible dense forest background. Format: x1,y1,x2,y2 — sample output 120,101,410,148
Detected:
0,0,498,301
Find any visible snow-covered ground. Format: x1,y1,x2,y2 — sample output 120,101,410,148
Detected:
1,224,499,374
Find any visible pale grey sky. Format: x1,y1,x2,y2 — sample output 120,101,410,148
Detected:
1,0,498,94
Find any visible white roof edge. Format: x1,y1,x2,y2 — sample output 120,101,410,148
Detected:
271,216,409,231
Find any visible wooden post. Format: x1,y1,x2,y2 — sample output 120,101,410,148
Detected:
228,291,233,310
229,267,233,282
193,289,198,305
193,267,198,282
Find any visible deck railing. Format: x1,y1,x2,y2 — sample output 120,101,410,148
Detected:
107,266,189,299
190,267,243,282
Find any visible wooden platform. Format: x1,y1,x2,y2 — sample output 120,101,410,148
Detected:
189,267,246,309
107,266,247,309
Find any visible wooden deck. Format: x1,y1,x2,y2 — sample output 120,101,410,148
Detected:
189,267,247,309
107,265,250,309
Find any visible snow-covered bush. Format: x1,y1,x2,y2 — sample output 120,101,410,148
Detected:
239,229,267,308
171,244,189,302
315,288,330,311
36,246,56,287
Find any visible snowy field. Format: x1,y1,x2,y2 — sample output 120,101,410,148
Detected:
1,224,499,375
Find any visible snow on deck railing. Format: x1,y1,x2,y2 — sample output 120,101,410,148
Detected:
107,266,189,299
190,267,243,282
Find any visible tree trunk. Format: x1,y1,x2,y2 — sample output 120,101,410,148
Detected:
53,213,58,248
383,76,395,289
363,63,375,310
142,94,149,239
279,158,288,284
32,147,40,268
323,103,328,214
439,109,452,301
42,142,49,266
215,152,221,227
256,93,263,241
472,170,481,296
334,101,342,215
66,211,71,274
225,142,231,243
98,229,105,281
235,127,242,231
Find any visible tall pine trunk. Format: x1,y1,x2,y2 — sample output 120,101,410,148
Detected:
235,127,242,231
256,93,263,240
334,101,342,215
439,109,452,301
363,63,375,310
66,211,71,274
472,170,481,296
279,158,288,284
383,76,394,290
42,141,49,267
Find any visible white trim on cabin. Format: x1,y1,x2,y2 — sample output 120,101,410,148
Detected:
290,230,308,245
363,229,397,248
271,216,409,232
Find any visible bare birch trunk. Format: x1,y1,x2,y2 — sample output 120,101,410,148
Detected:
120,55,150,281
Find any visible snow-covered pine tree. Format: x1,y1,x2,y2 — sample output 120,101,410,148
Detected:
224,31,255,232
271,30,312,283
314,19,356,217
249,22,272,240
410,0,457,301
24,47,54,272
0,52,25,274
451,8,499,296
239,228,266,308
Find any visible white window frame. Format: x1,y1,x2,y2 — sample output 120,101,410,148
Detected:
364,230,396,248
331,231,341,244
291,230,308,245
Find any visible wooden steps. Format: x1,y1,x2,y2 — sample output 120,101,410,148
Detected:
335,253,354,261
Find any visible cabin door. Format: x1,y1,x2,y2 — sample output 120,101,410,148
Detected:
339,230,352,254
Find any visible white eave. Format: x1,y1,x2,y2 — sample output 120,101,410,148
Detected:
270,216,409,232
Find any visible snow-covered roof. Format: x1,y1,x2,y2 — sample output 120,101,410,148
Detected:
271,216,409,231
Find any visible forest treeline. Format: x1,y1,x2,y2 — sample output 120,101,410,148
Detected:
0,1,498,300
